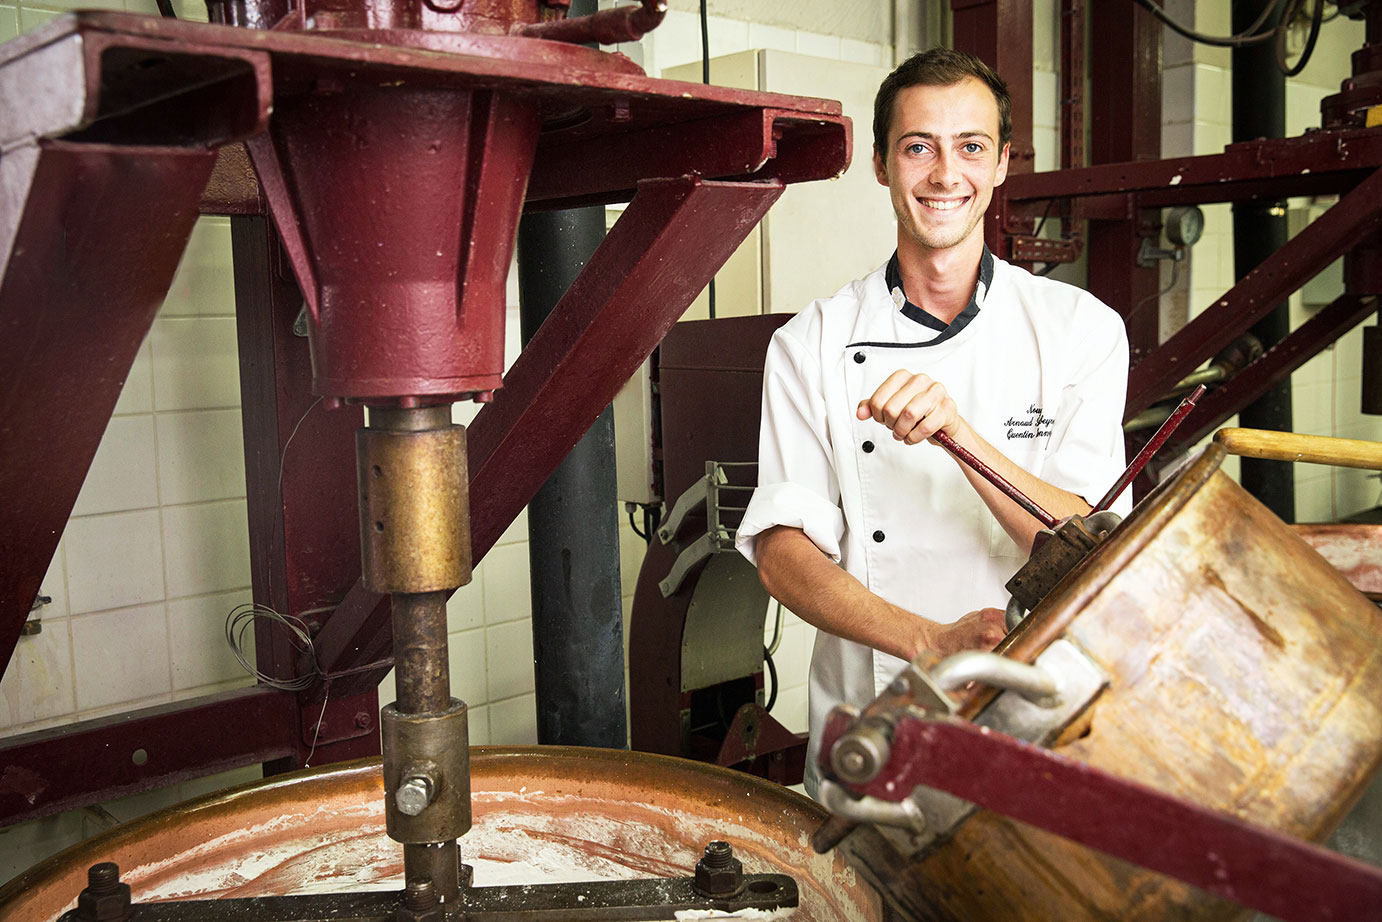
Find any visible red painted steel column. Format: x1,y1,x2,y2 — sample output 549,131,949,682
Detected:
1088,0,1162,363
230,215,381,772
952,0,1035,255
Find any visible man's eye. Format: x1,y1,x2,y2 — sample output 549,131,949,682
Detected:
963,142,983,154
905,142,927,155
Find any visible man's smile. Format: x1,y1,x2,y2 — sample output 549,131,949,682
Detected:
919,196,969,212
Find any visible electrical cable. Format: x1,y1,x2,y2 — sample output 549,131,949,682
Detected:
1131,0,1286,47
627,502,648,540
766,600,784,656
1131,257,1180,318
763,646,778,713
1277,0,1324,77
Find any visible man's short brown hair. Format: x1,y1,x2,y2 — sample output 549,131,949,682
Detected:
873,48,1012,156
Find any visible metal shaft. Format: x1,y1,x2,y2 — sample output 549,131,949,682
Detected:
390,591,452,715
359,403,471,903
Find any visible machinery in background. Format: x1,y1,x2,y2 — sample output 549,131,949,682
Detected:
629,314,809,785
0,0,853,916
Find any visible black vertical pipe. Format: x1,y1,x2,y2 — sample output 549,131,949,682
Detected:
1232,0,1294,521
515,0,627,747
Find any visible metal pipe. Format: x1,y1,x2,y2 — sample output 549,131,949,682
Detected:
1233,0,1294,522
519,0,666,45
515,51,628,748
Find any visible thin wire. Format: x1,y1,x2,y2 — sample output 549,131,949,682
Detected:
278,396,325,498
1131,258,1180,319
303,687,330,768
700,0,716,320
1132,0,1286,47
225,603,321,690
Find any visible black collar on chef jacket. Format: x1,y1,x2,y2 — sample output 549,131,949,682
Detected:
871,245,993,348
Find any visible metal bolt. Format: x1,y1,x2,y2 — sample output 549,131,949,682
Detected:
830,724,891,786
395,774,435,816
355,711,372,729
405,878,438,911
76,862,132,922
87,863,119,893
693,841,743,898
702,841,733,868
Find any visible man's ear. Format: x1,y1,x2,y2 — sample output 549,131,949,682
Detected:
994,142,1011,186
873,148,889,187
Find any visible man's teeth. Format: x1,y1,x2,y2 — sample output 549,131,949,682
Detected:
922,198,965,210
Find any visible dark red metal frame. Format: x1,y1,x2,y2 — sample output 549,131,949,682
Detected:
0,10,849,826
992,5,1382,453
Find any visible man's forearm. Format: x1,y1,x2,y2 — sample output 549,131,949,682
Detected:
946,419,1091,553
754,525,931,662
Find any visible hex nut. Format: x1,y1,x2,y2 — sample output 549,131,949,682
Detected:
394,901,445,922
75,882,132,922
693,852,744,898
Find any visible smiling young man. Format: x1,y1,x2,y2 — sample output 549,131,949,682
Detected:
735,49,1130,796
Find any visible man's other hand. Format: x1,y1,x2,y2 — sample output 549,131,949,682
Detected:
925,606,1007,657
857,370,960,444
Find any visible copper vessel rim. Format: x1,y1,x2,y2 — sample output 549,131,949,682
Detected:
996,443,1226,667
0,746,830,907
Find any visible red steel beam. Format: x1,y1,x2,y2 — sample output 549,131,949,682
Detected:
1127,168,1382,416
0,144,219,677
1004,128,1382,203
0,686,297,826
312,177,785,696
1175,294,1381,448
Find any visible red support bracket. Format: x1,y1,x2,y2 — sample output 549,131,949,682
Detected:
0,144,222,677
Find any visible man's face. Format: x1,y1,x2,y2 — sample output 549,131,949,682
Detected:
873,78,1010,254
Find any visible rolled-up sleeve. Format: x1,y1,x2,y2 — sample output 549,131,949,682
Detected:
1040,301,1132,514
736,329,845,565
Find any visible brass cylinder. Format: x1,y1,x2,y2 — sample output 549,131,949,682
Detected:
381,699,471,845
357,419,470,594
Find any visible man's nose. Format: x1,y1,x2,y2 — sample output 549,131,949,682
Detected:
928,150,960,187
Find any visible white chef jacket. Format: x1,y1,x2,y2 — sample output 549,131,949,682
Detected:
736,250,1130,796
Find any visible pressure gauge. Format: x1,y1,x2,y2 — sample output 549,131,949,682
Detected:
1165,205,1205,247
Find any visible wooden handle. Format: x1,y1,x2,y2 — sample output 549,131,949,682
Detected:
1213,427,1382,470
